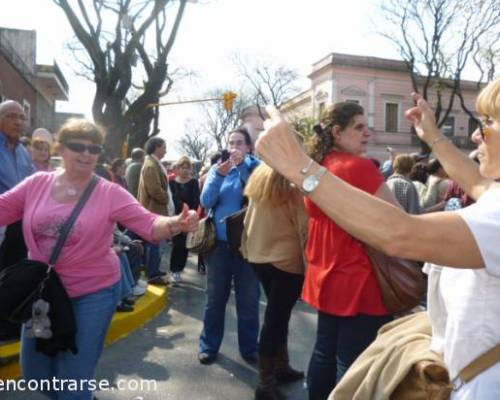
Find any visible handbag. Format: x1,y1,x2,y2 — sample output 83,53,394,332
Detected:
392,316,500,400
186,211,216,254
365,246,425,314
225,206,247,255
0,175,99,324
330,312,500,400
225,176,248,255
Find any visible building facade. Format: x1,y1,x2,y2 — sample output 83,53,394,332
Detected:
0,27,69,135
282,53,481,157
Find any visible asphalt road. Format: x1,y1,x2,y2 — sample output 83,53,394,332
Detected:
3,256,317,400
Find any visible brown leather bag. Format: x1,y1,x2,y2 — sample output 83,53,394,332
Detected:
393,341,500,400
365,246,425,314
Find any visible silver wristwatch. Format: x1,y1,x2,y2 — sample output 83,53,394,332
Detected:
301,166,327,194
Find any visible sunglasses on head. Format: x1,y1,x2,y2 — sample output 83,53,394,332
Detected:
64,141,103,155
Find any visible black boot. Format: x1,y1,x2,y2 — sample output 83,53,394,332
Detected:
274,344,304,384
255,355,281,400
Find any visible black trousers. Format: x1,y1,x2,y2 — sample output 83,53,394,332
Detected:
0,220,27,340
250,262,304,356
170,233,188,273
0,220,27,271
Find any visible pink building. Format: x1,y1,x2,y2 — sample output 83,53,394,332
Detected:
282,53,481,158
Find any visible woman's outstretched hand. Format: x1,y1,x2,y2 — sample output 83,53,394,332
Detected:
405,93,441,144
175,204,198,234
255,106,309,182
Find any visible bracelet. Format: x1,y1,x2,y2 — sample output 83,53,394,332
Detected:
300,159,314,175
430,136,449,148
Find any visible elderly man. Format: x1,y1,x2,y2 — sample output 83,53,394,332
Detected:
125,147,145,198
0,100,35,267
0,100,35,341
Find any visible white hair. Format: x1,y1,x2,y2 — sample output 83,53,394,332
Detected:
0,100,23,118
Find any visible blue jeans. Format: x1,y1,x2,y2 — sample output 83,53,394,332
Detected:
145,242,162,278
307,312,392,400
21,281,120,400
119,253,135,300
199,241,260,358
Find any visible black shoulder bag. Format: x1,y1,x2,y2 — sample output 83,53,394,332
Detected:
0,175,99,324
225,176,248,256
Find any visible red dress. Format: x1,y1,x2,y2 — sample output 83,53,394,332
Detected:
302,151,389,316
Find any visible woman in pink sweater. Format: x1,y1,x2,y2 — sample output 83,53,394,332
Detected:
0,119,198,400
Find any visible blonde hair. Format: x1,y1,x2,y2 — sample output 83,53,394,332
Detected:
476,79,500,120
393,154,414,175
245,163,301,206
176,155,192,169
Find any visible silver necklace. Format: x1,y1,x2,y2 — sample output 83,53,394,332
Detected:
66,187,78,196
56,175,79,197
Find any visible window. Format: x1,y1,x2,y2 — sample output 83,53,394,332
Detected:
442,116,455,137
385,103,399,132
23,100,31,125
345,99,360,104
468,117,479,135
318,102,326,118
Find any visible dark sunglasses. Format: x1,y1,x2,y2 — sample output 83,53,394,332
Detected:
64,142,103,155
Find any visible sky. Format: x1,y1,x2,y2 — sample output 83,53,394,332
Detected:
0,0,399,158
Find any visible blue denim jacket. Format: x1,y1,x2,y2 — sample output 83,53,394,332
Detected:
0,132,35,194
201,155,260,241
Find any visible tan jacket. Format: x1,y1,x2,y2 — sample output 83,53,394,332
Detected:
137,155,169,216
241,197,308,275
329,312,448,400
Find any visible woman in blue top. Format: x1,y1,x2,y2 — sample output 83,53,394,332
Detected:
198,127,261,365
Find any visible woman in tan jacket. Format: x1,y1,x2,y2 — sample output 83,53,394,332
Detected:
241,163,308,400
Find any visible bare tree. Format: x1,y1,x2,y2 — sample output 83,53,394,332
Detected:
198,88,252,150
233,54,300,108
54,0,190,157
176,122,212,163
379,0,500,152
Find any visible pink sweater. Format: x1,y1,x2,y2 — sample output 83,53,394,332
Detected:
0,172,160,298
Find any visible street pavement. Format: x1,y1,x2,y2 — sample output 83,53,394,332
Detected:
3,256,317,400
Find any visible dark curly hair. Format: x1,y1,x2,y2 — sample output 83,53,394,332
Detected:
307,102,364,163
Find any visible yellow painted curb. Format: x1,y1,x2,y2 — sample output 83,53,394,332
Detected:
0,285,167,380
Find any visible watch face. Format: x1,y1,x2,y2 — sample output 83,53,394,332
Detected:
302,176,317,193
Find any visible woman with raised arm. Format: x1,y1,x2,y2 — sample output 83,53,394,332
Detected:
256,79,500,399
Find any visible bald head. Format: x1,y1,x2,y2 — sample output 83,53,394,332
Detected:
131,147,145,162
0,101,26,144
0,100,23,117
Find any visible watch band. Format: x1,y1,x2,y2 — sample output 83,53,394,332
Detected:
302,166,327,194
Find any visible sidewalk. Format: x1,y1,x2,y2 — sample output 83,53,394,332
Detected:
2,257,317,400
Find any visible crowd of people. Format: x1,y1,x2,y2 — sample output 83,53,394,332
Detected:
1,76,500,400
